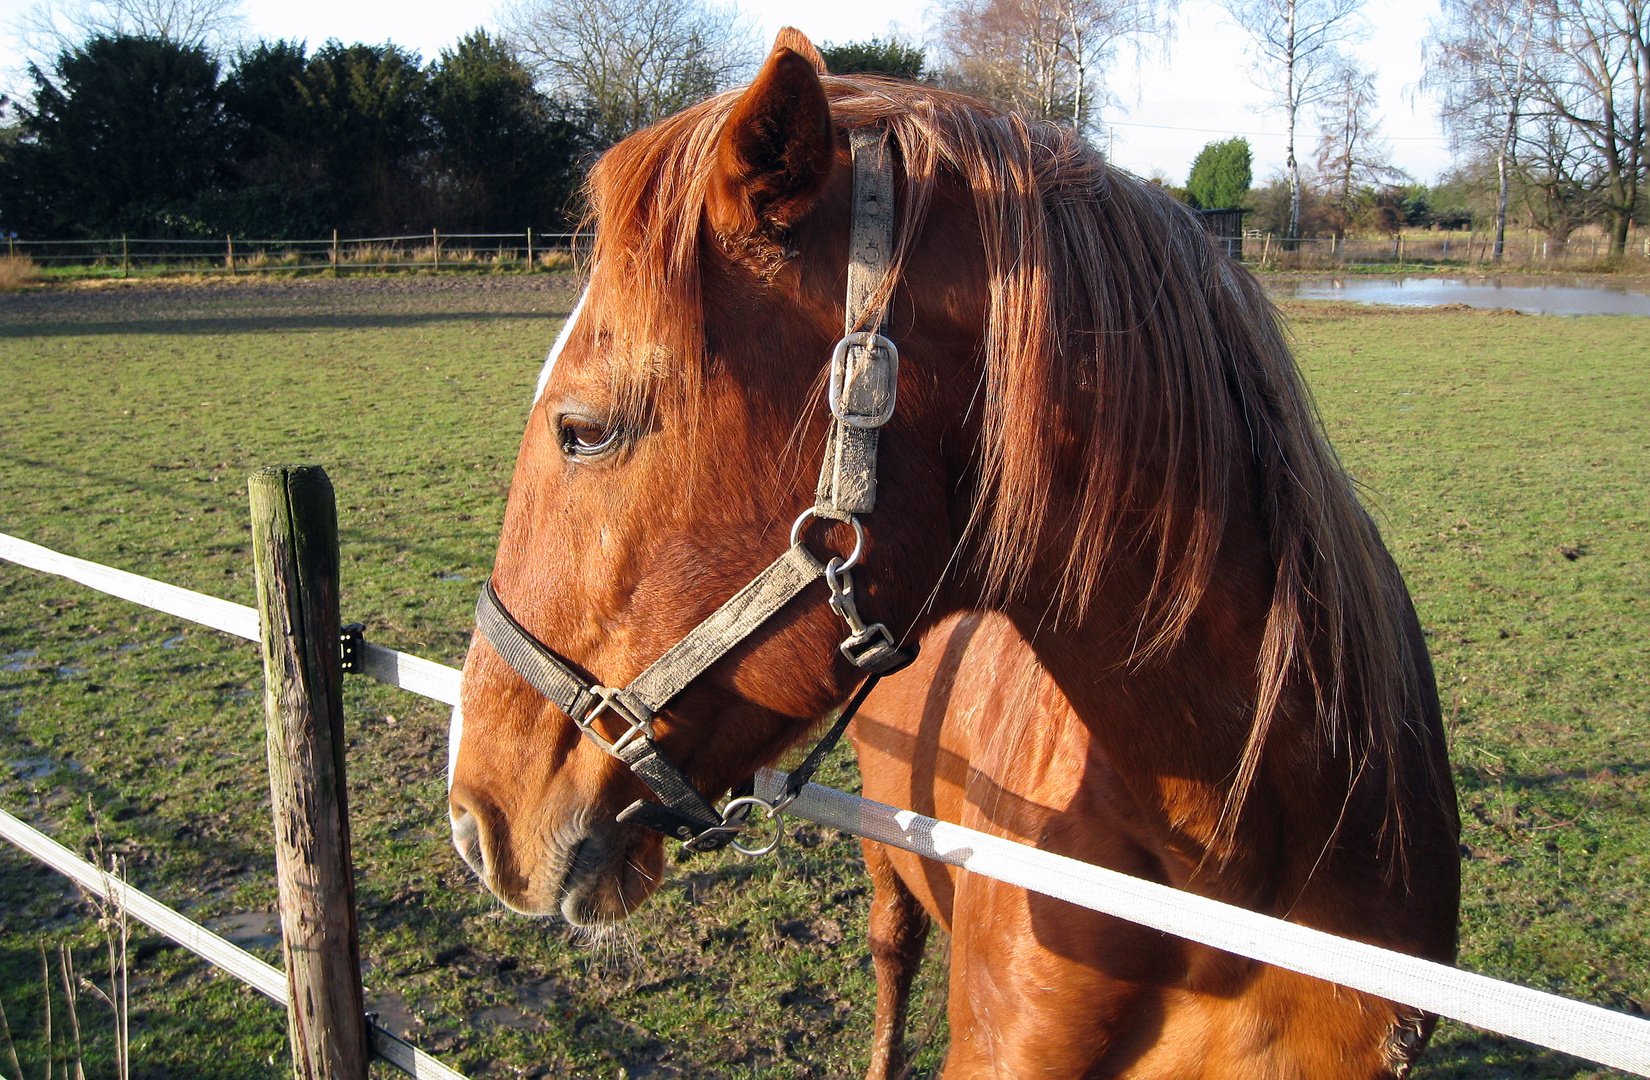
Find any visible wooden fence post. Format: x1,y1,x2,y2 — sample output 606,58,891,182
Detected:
526,227,534,270
121,235,129,278
249,466,369,1080
331,231,339,278
227,235,236,273
432,228,440,269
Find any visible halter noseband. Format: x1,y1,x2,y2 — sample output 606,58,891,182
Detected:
473,128,916,854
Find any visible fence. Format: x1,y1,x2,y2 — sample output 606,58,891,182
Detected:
3,231,583,277
3,480,1650,1079
1229,232,1650,269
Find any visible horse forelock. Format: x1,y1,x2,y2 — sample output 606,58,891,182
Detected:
579,75,1433,845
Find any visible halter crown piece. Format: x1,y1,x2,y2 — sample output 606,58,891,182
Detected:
474,128,916,855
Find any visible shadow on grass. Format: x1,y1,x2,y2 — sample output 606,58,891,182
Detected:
1424,1025,1636,1079
0,311,564,339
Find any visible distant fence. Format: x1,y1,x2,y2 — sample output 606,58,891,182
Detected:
3,473,1650,1078
1236,232,1650,268
3,230,583,277
9,230,1649,278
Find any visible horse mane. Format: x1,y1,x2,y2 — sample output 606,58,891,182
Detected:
583,76,1434,848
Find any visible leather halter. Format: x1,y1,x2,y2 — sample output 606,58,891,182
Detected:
474,128,916,854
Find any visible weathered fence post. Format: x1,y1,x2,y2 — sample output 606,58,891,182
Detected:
249,466,369,1080
227,235,236,273
432,228,440,269
526,227,534,270
121,235,129,278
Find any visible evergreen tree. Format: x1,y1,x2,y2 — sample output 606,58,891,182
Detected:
0,34,227,236
297,41,432,234
1186,138,1253,209
819,38,925,79
427,30,588,230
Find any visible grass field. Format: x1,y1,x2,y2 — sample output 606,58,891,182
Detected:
0,276,1645,1079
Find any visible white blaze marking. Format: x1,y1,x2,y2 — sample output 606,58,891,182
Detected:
533,288,588,407
454,289,587,794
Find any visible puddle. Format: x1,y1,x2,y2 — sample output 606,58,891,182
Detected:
471,1005,538,1030
118,642,144,652
160,635,187,649
2,650,39,672
8,756,83,780
56,665,89,678
437,572,468,583
203,911,282,950
1272,275,1650,316
366,995,425,1042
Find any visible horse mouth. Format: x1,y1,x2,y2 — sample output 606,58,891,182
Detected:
452,806,662,925
554,830,659,926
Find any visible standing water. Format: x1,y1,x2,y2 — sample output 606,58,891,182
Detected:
1270,276,1650,316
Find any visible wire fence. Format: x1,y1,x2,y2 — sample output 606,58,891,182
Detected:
2,526,1649,1078
2,231,585,277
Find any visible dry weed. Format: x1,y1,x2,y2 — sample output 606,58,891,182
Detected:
0,255,42,290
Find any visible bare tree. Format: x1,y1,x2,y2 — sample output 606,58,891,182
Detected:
1313,60,1404,235
1535,0,1646,254
934,0,1174,134
1222,0,1366,238
502,0,757,148
1426,0,1540,256
14,0,247,60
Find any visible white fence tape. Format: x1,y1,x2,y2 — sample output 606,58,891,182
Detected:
4,532,1647,1075
0,532,462,704
755,772,1650,1076
0,807,467,1080
0,533,260,641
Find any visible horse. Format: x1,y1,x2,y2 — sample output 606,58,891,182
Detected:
447,29,1460,1079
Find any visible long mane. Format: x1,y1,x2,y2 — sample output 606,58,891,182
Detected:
584,77,1435,844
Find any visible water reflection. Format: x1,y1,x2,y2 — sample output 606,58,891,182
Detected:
1271,275,1650,316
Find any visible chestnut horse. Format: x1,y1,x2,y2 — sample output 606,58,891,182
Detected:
449,29,1460,1079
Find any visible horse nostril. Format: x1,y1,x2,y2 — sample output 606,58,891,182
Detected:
450,807,485,878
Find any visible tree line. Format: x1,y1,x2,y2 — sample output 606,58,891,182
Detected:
0,0,1641,247
0,29,588,239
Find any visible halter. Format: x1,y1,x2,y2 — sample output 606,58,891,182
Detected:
473,128,916,855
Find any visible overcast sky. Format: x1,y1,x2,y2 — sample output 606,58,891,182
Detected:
0,0,1456,185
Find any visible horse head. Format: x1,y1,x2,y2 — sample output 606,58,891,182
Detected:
448,34,978,922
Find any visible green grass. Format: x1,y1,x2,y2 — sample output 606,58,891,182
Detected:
0,279,1645,1079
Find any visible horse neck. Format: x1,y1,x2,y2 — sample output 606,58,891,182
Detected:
983,506,1337,898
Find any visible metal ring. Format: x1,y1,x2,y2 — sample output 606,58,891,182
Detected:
721,796,784,857
790,509,864,572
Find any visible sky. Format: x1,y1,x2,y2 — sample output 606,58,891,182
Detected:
0,0,1457,185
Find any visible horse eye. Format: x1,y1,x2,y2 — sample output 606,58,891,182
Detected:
558,415,620,459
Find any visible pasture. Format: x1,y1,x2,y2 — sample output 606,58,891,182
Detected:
0,276,1645,1079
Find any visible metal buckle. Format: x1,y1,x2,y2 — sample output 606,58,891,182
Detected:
575,686,655,758
828,331,899,429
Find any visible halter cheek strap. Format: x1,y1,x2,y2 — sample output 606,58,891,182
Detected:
472,126,915,854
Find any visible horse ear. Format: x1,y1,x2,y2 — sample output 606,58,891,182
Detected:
707,32,835,239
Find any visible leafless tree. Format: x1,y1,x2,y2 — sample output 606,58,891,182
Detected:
1534,0,1646,253
1426,0,1541,256
934,0,1175,135
1222,0,1367,237
502,0,757,148
1312,60,1404,235
13,0,247,60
